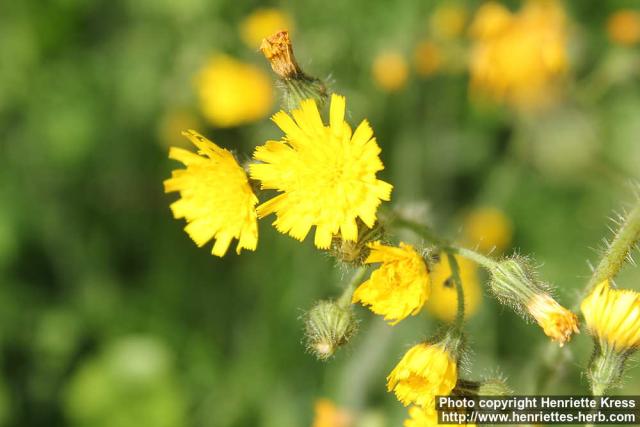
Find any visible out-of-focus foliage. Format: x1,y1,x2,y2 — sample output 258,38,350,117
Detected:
1,0,640,426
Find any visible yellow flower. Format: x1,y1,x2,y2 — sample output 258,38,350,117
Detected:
469,0,568,110
527,293,579,346
463,207,513,254
430,4,468,40
195,55,273,128
352,242,430,325
413,41,442,78
607,10,640,46
387,343,457,407
581,280,640,352
240,8,293,49
164,130,258,257
405,405,475,427
312,399,353,427
425,255,481,322
250,94,393,249
372,51,409,92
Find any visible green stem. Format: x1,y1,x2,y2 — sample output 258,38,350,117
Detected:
337,266,367,309
585,202,640,293
446,252,466,328
391,214,499,271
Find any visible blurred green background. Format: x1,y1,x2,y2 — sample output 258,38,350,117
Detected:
2,0,640,426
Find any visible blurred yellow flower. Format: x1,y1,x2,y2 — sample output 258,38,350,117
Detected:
195,55,273,128
164,130,258,257
413,41,442,78
425,255,480,322
430,4,468,40
527,293,579,346
250,94,393,249
352,242,430,325
372,51,409,92
581,280,640,351
463,206,513,254
312,399,353,427
387,343,457,407
607,10,640,46
240,8,293,49
405,405,475,427
469,0,568,110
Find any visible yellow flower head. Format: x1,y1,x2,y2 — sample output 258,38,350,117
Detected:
425,255,481,322
463,206,513,254
195,55,273,128
240,8,293,49
372,51,409,92
527,293,579,346
405,405,475,427
312,399,353,427
469,0,568,110
607,10,640,46
164,130,258,257
581,280,640,352
250,94,393,249
413,41,442,78
387,343,457,407
352,242,430,325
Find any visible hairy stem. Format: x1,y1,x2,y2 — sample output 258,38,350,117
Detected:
585,202,640,293
337,266,367,308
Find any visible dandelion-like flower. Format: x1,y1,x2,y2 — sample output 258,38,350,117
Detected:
582,280,640,352
527,293,579,346
195,55,273,128
387,342,457,407
250,94,393,249
164,130,258,257
425,255,481,322
352,242,430,325
469,0,568,110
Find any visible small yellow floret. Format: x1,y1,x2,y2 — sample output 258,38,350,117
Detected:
528,293,579,346
195,55,273,128
164,130,258,257
372,51,409,92
581,280,640,352
387,343,457,407
250,94,393,249
312,399,353,427
425,255,481,322
352,242,430,325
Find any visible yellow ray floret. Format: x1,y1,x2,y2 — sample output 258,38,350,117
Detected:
527,293,579,346
250,94,393,249
387,343,457,407
164,130,258,257
581,280,640,352
352,242,430,325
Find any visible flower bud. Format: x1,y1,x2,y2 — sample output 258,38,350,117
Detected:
453,378,512,397
260,30,327,110
304,300,357,360
488,256,578,346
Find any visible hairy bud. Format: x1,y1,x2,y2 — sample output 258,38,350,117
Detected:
304,300,357,360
